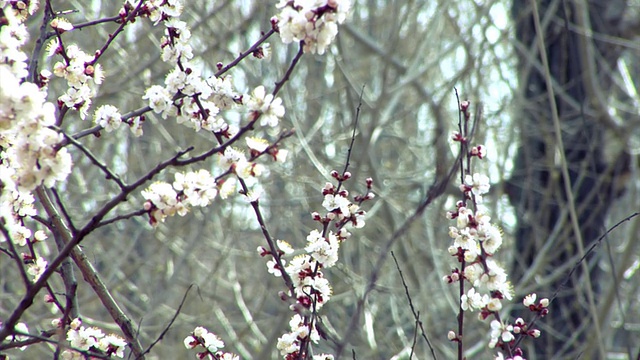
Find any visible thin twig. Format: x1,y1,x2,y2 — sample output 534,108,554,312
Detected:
215,28,276,77
96,209,147,228
511,212,640,351
391,251,437,360
56,127,126,190
273,43,305,97
409,311,420,360
51,188,76,234
136,285,194,359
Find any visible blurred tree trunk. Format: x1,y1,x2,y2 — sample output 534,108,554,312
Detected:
507,0,631,358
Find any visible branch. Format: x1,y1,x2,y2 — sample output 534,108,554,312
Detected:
0,223,31,290
334,144,462,357
55,127,126,190
136,285,194,359
215,28,276,77
391,252,437,360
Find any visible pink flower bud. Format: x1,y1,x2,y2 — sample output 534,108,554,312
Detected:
270,16,279,31
366,177,373,187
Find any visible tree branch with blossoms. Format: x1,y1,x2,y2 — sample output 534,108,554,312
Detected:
443,96,547,360
259,125,374,360
334,121,463,358
1,0,354,359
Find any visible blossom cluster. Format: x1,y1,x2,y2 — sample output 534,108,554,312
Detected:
54,318,127,359
443,139,517,344
444,102,547,359
45,4,142,135
274,0,351,54
0,7,72,192
138,0,285,137
2,0,354,357
0,67,72,191
141,169,218,225
0,0,62,291
184,326,238,360
50,41,103,120
258,172,373,359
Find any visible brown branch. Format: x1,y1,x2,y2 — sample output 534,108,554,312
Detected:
273,43,304,97
27,0,54,82
55,127,126,190
0,146,194,355
215,28,276,77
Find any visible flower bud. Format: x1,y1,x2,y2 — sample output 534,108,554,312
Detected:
460,100,470,112
366,177,373,188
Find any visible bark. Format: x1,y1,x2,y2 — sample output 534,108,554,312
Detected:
507,0,631,358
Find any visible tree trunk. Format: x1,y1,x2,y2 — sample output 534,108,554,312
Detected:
507,0,630,357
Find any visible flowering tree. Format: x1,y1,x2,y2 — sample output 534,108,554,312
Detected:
1,0,357,358
2,0,639,359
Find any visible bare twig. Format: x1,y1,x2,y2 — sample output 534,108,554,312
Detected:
215,28,276,77
273,43,305,97
136,285,194,359
511,212,640,351
56,128,126,190
51,188,76,234
410,311,419,360
391,251,437,360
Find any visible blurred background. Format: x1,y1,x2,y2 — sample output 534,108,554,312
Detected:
2,0,640,358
